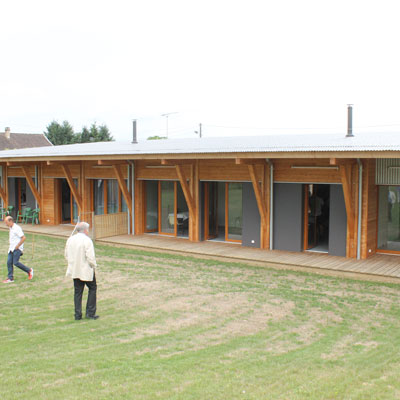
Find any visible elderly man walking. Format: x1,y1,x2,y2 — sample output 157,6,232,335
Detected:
65,222,99,320
3,216,33,283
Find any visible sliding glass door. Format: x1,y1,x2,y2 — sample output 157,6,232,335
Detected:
145,181,158,232
226,183,243,242
159,181,176,235
378,185,400,252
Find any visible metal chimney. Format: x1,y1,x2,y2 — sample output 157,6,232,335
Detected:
5,127,10,139
132,120,137,143
346,104,354,137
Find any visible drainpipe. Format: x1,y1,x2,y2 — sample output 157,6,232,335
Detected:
357,159,362,260
266,159,273,250
128,161,135,235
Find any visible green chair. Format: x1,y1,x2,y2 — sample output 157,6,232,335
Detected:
0,207,6,220
16,207,31,223
26,208,40,225
6,205,14,217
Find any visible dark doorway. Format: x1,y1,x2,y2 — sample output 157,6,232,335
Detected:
61,179,72,223
304,184,330,253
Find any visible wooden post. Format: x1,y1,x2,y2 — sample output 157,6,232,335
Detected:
340,164,356,257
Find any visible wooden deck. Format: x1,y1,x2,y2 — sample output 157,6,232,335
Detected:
2,224,400,283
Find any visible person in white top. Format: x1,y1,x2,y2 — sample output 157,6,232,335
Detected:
65,222,98,320
3,216,33,283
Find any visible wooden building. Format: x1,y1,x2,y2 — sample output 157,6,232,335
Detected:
0,131,399,260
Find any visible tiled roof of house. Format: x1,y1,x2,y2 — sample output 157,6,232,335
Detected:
0,130,52,151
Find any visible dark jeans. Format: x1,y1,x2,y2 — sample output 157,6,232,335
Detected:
73,274,97,319
7,250,30,280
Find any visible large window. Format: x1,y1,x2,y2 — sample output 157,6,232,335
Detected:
94,180,105,215
94,179,128,215
107,180,119,214
378,186,400,252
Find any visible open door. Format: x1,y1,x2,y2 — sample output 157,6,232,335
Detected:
304,184,330,253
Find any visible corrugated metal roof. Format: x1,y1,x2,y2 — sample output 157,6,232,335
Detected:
0,132,399,159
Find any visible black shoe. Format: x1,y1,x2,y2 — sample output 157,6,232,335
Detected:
75,317,82,320
86,315,100,320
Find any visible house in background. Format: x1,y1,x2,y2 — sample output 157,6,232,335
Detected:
0,127,52,150
0,127,52,216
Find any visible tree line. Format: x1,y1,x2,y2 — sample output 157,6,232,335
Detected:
44,121,113,145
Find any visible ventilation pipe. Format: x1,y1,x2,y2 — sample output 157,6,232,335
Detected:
346,104,354,137
132,120,137,143
5,127,10,139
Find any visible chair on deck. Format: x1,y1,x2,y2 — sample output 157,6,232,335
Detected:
6,205,14,217
26,208,40,225
16,207,31,223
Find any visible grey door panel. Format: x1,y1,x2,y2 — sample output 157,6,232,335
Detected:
329,184,347,257
273,183,304,252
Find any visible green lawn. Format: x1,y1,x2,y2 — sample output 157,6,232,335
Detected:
1,231,400,399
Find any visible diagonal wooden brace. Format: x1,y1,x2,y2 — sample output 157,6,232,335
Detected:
21,166,42,210
112,164,132,216
175,165,196,217
60,164,83,213
248,164,268,229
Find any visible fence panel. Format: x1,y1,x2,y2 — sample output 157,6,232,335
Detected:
93,212,128,239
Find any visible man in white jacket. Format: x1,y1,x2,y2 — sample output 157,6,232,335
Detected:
65,222,99,320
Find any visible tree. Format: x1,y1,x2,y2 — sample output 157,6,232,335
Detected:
44,121,114,145
147,135,167,140
44,120,75,145
75,123,114,143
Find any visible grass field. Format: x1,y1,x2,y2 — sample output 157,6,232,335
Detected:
2,231,400,399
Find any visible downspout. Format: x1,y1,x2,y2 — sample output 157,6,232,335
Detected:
128,161,135,235
266,159,273,250
357,159,362,260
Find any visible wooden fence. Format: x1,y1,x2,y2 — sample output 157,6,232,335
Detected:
93,212,128,239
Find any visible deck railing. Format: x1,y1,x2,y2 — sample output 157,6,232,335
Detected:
92,212,128,239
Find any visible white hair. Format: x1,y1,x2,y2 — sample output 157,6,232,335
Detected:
76,222,90,233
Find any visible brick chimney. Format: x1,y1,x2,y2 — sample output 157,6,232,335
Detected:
5,127,10,139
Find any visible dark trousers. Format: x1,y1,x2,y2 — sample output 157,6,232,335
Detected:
7,250,30,280
73,274,97,319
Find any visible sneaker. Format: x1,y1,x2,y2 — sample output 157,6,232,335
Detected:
3,278,14,283
28,268,34,280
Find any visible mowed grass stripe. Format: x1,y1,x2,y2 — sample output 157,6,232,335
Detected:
1,231,400,399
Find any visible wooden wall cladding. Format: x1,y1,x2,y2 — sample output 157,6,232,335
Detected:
199,160,263,182
42,178,56,225
273,159,341,183
85,165,128,180
42,163,129,180
136,161,190,181
42,165,81,178
7,166,36,177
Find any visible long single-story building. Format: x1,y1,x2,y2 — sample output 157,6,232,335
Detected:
0,128,399,260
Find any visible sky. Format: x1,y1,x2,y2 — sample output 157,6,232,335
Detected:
1,0,400,142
